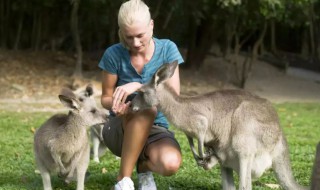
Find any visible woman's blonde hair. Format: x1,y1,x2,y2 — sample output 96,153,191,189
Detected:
118,0,151,49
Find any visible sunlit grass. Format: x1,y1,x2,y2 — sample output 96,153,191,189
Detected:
0,102,319,189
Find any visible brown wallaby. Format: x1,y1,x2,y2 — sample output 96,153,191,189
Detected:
34,84,107,190
130,61,308,190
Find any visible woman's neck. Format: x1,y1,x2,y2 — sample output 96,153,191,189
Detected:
131,38,154,60
130,38,155,74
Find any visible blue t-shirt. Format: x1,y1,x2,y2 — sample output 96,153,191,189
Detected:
98,38,184,128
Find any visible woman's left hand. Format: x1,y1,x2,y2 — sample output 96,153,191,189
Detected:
113,101,131,116
112,82,141,112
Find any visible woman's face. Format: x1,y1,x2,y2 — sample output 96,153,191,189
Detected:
121,20,153,53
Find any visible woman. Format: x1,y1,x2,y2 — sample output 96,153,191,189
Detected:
99,0,184,189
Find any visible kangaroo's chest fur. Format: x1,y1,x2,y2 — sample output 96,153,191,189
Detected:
37,114,89,171
49,127,88,164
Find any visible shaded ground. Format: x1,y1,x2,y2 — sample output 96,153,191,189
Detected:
0,50,320,112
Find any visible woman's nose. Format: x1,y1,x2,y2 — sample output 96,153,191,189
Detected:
133,38,140,47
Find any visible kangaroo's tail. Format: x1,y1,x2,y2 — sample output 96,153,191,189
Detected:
272,136,308,190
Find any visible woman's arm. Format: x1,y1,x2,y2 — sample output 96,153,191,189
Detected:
166,65,181,95
101,70,143,115
101,70,117,110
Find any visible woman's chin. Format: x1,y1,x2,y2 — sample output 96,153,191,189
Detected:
131,46,144,53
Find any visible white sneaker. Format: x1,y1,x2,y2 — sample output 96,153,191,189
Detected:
138,171,157,190
114,177,135,190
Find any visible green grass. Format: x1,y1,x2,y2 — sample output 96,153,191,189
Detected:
0,103,319,190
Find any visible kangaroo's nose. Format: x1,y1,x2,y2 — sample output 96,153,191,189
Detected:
132,106,139,112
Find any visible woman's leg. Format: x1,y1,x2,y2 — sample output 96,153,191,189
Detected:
138,138,182,176
117,108,157,180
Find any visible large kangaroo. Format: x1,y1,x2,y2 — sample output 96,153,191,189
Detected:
34,84,107,190
130,61,307,190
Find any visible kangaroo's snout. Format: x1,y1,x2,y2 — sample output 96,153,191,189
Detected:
130,104,140,112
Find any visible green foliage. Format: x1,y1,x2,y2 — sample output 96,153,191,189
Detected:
0,103,318,189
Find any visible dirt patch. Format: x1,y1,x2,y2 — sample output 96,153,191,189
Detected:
1,50,320,112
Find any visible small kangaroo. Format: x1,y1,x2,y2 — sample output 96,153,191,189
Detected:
74,86,109,163
90,123,108,163
34,84,107,190
130,61,308,190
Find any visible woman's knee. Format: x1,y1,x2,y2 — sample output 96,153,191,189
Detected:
159,151,182,176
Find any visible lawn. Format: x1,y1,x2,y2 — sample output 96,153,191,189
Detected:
0,103,319,190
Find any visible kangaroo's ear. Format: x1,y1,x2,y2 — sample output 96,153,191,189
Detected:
59,95,80,110
153,60,178,86
59,88,80,110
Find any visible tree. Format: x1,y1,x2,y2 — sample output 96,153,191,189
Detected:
70,0,83,78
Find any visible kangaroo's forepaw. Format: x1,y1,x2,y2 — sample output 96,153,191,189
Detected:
196,158,208,168
196,155,218,170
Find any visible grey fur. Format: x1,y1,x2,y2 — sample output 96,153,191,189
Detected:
130,61,307,190
90,123,108,163
311,142,320,190
34,84,107,190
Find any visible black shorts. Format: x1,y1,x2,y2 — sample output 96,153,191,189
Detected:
102,116,180,161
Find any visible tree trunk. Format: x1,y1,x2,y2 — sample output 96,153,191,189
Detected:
35,13,42,51
70,0,83,78
14,13,24,50
162,5,174,30
108,2,118,45
31,11,38,50
152,0,164,19
228,29,254,87
185,17,215,70
309,2,315,59
0,0,9,48
240,21,267,89
270,19,277,54
224,20,235,58
301,29,309,57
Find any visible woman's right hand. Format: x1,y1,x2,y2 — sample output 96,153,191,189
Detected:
112,82,142,115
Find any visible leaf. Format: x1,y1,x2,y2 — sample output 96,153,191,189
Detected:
30,127,36,134
264,183,280,189
102,167,107,174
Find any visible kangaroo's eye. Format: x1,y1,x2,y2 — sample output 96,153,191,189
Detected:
90,109,96,114
138,91,144,95
79,98,83,102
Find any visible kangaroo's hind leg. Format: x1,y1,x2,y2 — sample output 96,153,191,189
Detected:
238,154,254,190
38,165,53,190
75,145,90,190
221,167,235,190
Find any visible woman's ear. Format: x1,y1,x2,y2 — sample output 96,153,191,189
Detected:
149,19,154,30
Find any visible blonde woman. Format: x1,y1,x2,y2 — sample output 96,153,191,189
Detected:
99,0,184,189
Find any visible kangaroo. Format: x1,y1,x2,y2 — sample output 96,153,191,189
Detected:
90,123,108,163
74,86,109,163
34,84,107,190
130,61,308,190
311,142,320,190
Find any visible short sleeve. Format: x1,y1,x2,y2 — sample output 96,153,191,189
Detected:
165,40,184,65
98,47,118,74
